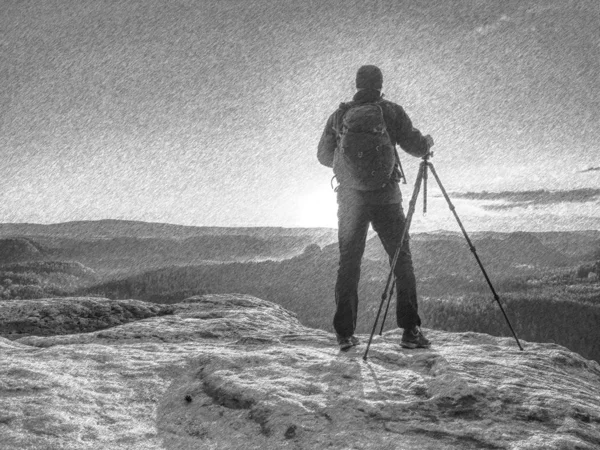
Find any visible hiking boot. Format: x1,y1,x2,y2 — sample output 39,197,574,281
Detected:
337,334,360,351
401,326,431,349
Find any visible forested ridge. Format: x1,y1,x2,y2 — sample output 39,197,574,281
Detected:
82,245,600,362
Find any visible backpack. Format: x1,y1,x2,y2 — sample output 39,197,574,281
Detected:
332,101,397,190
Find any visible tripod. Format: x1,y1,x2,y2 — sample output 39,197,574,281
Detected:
363,154,524,361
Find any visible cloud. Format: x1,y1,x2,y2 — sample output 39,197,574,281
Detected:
474,15,512,35
578,167,600,173
451,189,600,210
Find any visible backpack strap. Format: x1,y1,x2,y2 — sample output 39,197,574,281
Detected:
376,100,407,183
333,102,354,135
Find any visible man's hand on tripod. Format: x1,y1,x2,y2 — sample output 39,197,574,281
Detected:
425,134,434,149
425,135,434,158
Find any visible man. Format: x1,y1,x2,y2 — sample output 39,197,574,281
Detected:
317,65,434,351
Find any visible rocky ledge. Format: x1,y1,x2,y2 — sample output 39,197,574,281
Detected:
1,294,599,449
0,297,174,339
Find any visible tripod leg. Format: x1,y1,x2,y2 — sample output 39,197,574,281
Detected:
378,279,395,335
426,163,524,351
423,159,428,214
363,161,426,361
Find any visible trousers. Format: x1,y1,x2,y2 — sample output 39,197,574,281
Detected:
334,201,421,337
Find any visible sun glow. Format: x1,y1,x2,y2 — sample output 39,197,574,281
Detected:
296,188,338,228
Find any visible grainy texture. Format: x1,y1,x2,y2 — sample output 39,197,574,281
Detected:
2,1,599,230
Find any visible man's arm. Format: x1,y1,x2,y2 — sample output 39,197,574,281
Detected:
391,104,431,158
317,113,337,168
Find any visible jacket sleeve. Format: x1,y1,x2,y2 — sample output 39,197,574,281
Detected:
317,112,338,168
390,104,429,158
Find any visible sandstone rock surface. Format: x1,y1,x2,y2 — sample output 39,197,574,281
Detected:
1,294,599,449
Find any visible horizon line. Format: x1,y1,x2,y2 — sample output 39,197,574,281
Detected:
0,219,599,235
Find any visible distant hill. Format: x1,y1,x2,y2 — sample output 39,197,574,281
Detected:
535,230,600,259
0,220,596,282
0,238,44,264
0,260,99,300
81,228,584,324
355,230,575,277
0,220,337,244
0,220,339,276
0,235,326,276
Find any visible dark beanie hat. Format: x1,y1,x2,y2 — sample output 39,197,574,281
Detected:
356,65,383,90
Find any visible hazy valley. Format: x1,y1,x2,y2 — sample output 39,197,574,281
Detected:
1,220,599,363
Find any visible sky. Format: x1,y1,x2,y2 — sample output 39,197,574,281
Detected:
1,0,599,231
